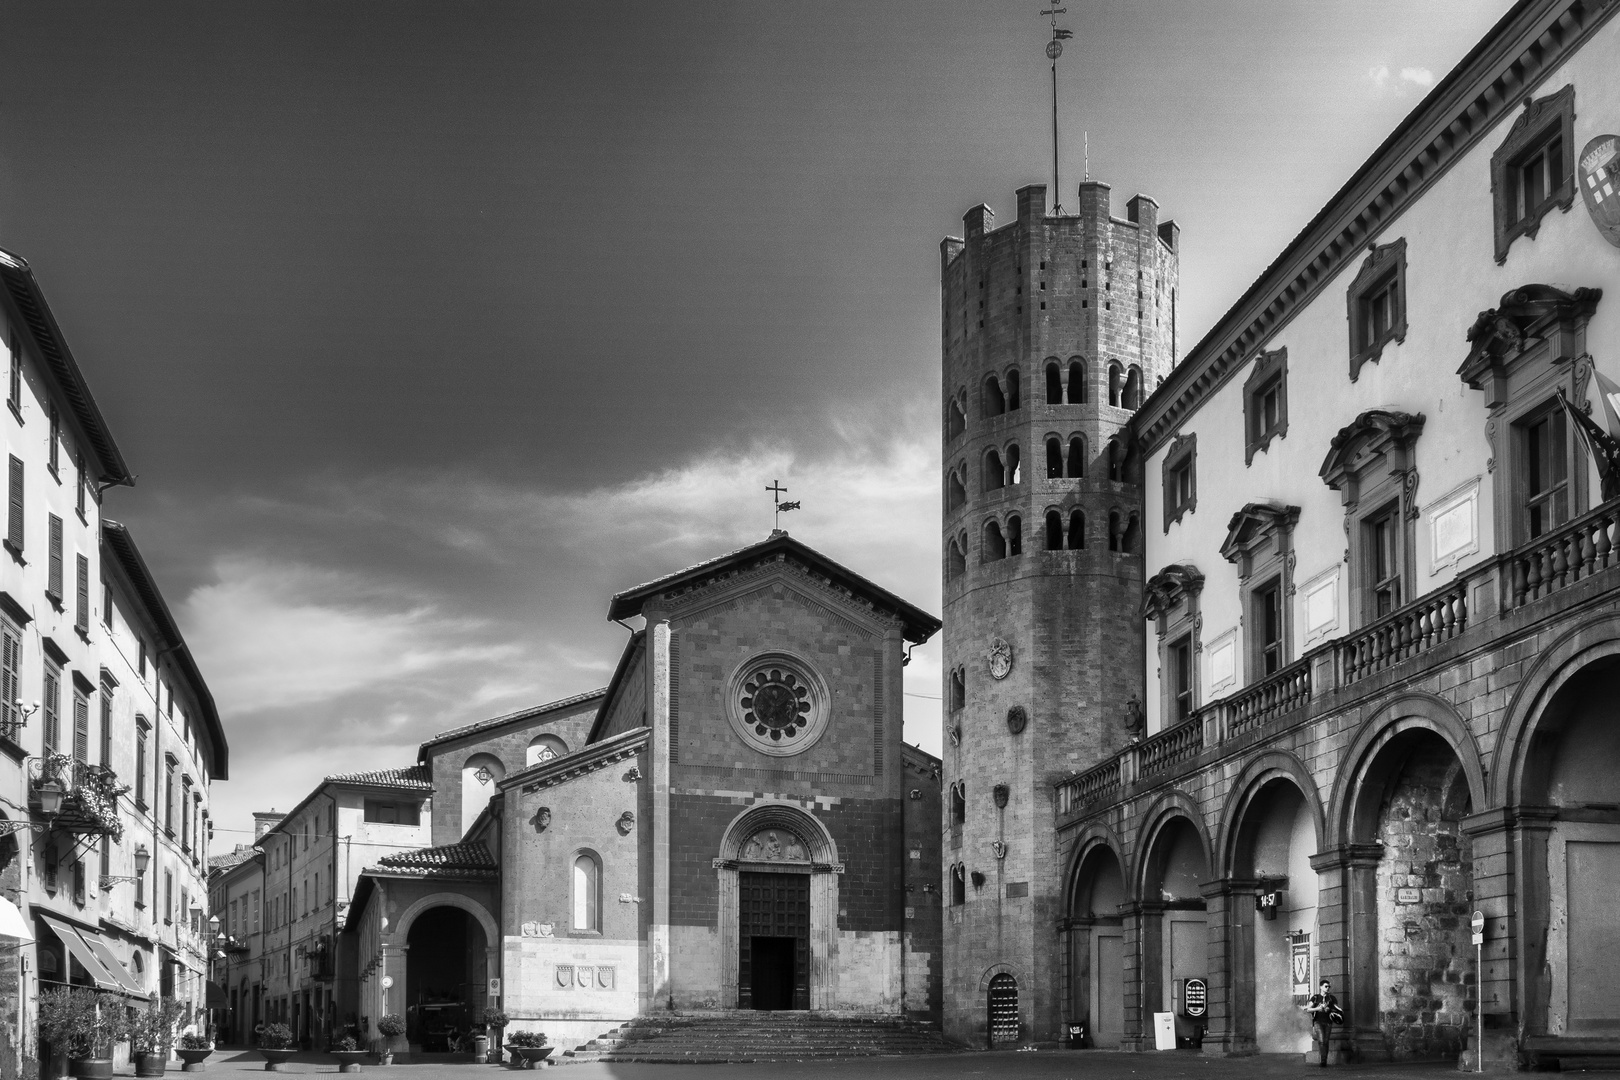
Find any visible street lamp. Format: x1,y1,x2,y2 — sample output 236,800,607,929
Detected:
36,778,65,817
99,842,150,888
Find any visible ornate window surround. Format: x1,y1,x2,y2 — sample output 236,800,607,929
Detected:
1490,86,1576,265
1219,502,1300,681
1346,238,1407,381
725,651,832,758
1319,409,1425,628
1142,563,1204,729
1459,283,1601,549
1161,433,1197,533
1243,348,1289,466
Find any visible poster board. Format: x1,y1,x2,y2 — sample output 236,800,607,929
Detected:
1291,933,1312,996
1152,1012,1177,1050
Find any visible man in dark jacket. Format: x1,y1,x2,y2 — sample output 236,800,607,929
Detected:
1303,979,1342,1066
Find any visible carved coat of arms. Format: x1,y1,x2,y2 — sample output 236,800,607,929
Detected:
1580,134,1620,248
987,637,1013,680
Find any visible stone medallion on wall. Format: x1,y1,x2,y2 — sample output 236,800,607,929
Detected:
726,651,831,757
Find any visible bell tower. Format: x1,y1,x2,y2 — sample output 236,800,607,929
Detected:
939,181,1179,1045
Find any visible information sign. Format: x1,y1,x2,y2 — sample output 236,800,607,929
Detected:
1184,978,1207,1019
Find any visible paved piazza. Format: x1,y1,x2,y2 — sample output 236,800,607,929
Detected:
170,1050,1466,1080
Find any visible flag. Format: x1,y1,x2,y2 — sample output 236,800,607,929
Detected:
1594,367,1620,440
777,501,801,513
1053,27,1073,39
1558,388,1620,501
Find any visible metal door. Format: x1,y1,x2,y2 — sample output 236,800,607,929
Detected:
988,973,1019,1044
739,872,810,1009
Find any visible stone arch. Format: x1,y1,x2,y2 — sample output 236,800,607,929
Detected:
1131,788,1212,897
1491,611,1620,807
392,890,500,949
1062,822,1129,910
1329,692,1486,847
978,961,1024,991
1216,749,1325,878
717,801,839,866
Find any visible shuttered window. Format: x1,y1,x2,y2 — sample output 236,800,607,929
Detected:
47,402,59,475
46,515,61,600
6,332,18,410
42,665,59,755
0,620,18,740
76,452,86,519
6,456,22,552
75,554,89,632
99,686,112,766
72,687,89,764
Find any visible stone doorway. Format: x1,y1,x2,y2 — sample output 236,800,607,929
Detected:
988,973,1019,1045
739,872,809,1010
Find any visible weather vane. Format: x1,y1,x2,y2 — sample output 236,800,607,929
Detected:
1041,6,1074,214
766,480,801,532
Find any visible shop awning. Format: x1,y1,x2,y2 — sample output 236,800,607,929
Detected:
81,931,149,999
39,915,120,992
0,898,32,943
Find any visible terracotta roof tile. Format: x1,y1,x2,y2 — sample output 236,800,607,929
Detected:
375,841,495,876
418,689,607,755
324,764,433,790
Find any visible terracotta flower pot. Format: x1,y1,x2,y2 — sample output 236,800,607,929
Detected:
331,1049,370,1073
177,1048,213,1073
508,1047,552,1069
258,1048,297,1072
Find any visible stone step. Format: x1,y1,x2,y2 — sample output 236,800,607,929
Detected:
552,1012,959,1065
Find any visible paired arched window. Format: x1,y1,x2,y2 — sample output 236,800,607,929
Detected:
982,375,1005,418
1005,369,1020,411
983,520,1006,562
1108,511,1122,552
1107,439,1124,482
946,395,966,439
1044,510,1063,550
1067,436,1086,478
1069,509,1086,550
1045,361,1062,404
1004,442,1021,485
526,735,568,767
573,852,601,932
947,465,967,512
947,536,967,580
1067,359,1086,404
1006,515,1022,556
1123,365,1143,410
1045,437,1063,479
983,449,1005,490
1108,362,1124,407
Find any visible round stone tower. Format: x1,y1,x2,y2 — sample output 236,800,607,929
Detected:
939,180,1179,1046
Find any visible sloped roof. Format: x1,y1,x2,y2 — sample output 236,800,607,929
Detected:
418,688,607,760
325,764,434,791
607,531,940,644
374,841,495,877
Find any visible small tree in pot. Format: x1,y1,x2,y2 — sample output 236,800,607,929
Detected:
480,1009,508,1063
37,988,130,1079
373,1015,406,1065
176,1032,213,1072
256,1024,296,1072
503,1031,551,1069
131,999,183,1077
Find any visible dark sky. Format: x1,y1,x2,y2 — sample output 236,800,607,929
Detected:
0,1,1504,841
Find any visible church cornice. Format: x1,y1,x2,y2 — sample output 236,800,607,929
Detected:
506,726,648,794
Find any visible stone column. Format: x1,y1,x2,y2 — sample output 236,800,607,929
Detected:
1060,916,1089,1042
809,865,841,1011
1202,878,1258,1055
648,621,672,1011
1124,901,1164,1051
1463,806,1552,1070
1311,844,1384,1063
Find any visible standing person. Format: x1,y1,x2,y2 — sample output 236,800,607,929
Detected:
1303,979,1343,1066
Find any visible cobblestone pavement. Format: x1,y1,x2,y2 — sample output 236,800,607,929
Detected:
164,1048,1470,1080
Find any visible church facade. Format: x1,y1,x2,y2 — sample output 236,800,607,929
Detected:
344,533,941,1052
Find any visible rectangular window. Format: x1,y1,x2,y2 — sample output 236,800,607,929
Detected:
99,835,111,879
1254,578,1283,677
75,554,89,633
76,452,86,519
46,514,61,601
1361,276,1397,350
1523,405,1570,539
1161,434,1197,531
135,718,149,808
165,761,175,834
0,619,19,742
6,456,22,555
138,640,146,678
1169,635,1193,724
363,799,421,826
72,860,84,906
181,778,191,851
72,687,89,765
164,871,173,924
1366,503,1403,618
1491,86,1575,262
47,402,59,476
42,663,60,755
101,580,112,628
252,889,261,933
6,331,18,412
98,686,112,766
1515,131,1566,225
1345,239,1407,379
135,865,145,910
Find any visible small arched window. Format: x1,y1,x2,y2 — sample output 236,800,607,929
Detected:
1124,365,1143,410
1108,363,1124,407
526,734,568,767
950,668,965,711
1067,360,1086,404
982,375,1005,418
947,538,966,581
1068,509,1086,550
951,783,966,825
983,449,1006,491
983,520,1006,562
1108,511,1122,552
1005,443,1021,485
1121,512,1139,554
573,853,601,932
1108,439,1124,482
1044,510,1063,550
947,468,967,512
1005,369,1021,411
1067,436,1086,479
1045,438,1063,479
1045,362,1062,404
947,397,966,440
951,863,966,906
1006,515,1022,556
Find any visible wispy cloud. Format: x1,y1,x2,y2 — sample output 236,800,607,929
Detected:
1368,64,1435,96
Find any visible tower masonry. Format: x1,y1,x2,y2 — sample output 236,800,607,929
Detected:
939,181,1178,1046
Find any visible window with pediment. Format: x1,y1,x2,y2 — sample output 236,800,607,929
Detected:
1320,410,1424,627
1220,502,1300,680
1142,564,1204,728
1490,86,1575,264
1459,284,1601,548
1243,348,1288,465
1161,433,1196,532
1347,238,1407,381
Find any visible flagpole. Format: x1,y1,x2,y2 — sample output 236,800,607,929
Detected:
1041,7,1069,215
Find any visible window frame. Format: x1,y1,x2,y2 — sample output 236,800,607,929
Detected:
1219,502,1300,682
1242,348,1289,465
1161,433,1197,532
1320,411,1423,630
1143,564,1205,730
1490,85,1576,264
1346,238,1407,381
571,850,602,934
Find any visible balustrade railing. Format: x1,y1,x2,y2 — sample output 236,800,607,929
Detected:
1137,719,1203,778
1338,578,1469,687
1058,756,1121,816
1504,499,1620,610
1223,658,1311,739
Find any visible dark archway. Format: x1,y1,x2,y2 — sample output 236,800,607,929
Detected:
1068,841,1127,1047
405,907,489,1051
1137,810,1210,1047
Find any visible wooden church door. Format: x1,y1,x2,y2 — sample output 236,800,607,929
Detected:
739,872,810,1009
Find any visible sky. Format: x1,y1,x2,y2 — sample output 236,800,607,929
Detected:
0,0,1508,845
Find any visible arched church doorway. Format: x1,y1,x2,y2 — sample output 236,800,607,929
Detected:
1350,728,1474,1059
1519,656,1620,1036
405,907,488,1050
1140,813,1209,1047
1229,776,1319,1053
1067,843,1126,1047
988,973,1019,1045
740,867,808,1010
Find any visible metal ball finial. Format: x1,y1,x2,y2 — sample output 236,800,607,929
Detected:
1046,40,1062,60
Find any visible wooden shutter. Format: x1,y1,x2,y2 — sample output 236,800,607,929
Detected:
6,456,22,551
73,689,89,763
42,669,58,754
0,624,17,736
75,554,89,631
99,691,112,765
46,514,61,598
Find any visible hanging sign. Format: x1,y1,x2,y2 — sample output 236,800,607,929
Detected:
1291,934,1313,996
1184,978,1207,1019
1579,134,1620,248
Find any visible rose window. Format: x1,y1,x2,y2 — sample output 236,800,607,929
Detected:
741,669,812,741
727,653,829,757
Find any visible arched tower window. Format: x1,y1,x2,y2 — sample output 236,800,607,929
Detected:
572,853,601,932
982,375,1005,418
1068,509,1086,550
1108,362,1124,407
1121,512,1139,554
1004,443,1021,484
951,863,966,906
1044,510,1063,550
947,396,966,440
1006,515,1022,556
1124,365,1143,410
949,668,965,711
983,520,1006,562
1067,360,1086,404
947,467,966,512
1045,438,1063,478
1108,511,1122,552
1045,361,1062,404
1108,439,1124,482
951,783,966,824
1067,435,1086,478
947,538,966,581
982,449,1005,490
1005,369,1021,411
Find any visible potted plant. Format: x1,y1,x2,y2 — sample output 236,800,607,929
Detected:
131,999,182,1077
38,988,129,1079
373,1015,406,1065
330,1034,369,1073
481,1009,508,1064
503,1031,551,1069
257,1024,297,1072
176,1032,213,1072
